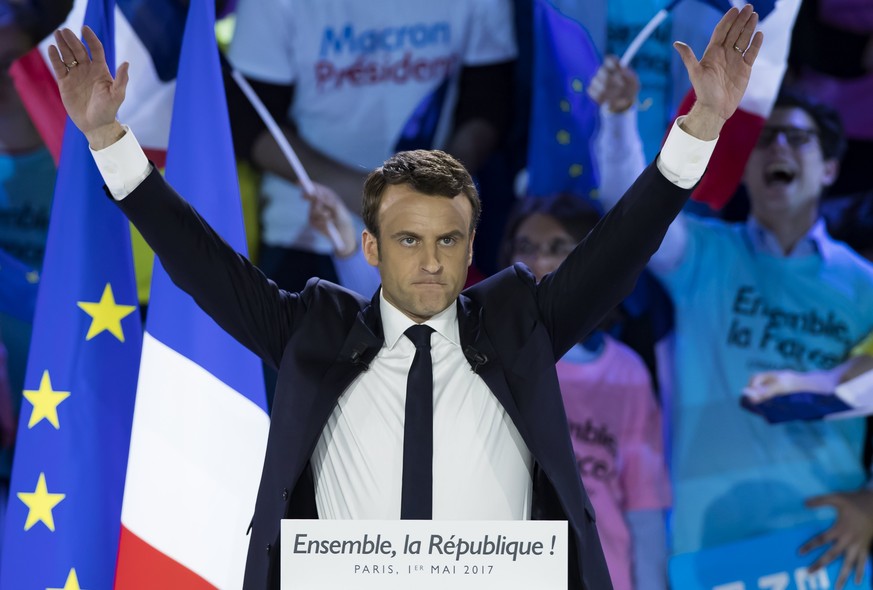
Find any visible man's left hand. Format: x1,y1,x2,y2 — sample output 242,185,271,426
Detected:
801,490,873,589
674,4,763,140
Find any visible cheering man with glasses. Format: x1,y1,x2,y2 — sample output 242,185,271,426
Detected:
755,124,817,148
592,61,873,586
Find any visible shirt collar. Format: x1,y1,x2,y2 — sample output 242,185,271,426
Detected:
379,291,460,350
745,217,832,261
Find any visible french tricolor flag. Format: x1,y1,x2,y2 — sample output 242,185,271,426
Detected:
674,0,801,209
15,0,178,167
113,0,269,587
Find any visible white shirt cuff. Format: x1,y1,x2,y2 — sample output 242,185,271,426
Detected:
90,125,151,200
656,116,717,189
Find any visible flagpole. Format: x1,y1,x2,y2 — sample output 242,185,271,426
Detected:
619,0,682,67
229,69,347,253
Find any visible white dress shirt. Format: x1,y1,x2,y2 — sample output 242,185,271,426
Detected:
312,293,533,520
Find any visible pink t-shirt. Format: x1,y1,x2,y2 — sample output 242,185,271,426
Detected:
557,335,671,590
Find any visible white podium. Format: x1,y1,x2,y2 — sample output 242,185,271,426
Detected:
281,519,568,589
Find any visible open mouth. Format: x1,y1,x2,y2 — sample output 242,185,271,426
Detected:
764,162,796,186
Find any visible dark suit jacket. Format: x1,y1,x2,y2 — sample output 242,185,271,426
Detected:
117,160,691,590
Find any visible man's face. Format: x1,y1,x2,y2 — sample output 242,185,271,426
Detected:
362,184,474,323
743,106,839,224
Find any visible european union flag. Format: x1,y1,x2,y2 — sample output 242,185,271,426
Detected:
526,0,601,200
0,0,143,588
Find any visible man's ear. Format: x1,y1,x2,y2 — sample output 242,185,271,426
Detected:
822,159,840,188
362,230,379,267
467,230,476,267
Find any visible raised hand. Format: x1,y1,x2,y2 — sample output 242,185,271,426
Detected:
674,4,763,139
47,26,129,149
587,55,640,114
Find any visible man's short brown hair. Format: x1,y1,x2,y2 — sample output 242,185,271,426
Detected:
362,149,481,239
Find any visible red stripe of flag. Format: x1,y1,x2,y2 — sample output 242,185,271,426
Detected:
115,526,217,590
10,48,66,164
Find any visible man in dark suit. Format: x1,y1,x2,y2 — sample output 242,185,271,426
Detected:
49,6,761,589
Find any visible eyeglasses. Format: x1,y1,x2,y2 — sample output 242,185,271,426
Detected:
756,125,819,149
512,238,577,260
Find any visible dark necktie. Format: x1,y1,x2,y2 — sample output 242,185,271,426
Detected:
401,324,435,519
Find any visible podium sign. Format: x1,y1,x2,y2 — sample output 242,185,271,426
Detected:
281,519,567,589
670,522,871,590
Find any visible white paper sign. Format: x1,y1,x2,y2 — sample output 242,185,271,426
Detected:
280,519,568,589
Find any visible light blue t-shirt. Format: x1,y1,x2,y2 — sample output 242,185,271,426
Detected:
656,215,873,555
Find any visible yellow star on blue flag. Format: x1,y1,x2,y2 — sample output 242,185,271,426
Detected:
48,568,86,590
22,371,70,429
77,283,136,341
17,473,65,532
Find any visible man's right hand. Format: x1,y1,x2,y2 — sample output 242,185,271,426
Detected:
48,26,129,150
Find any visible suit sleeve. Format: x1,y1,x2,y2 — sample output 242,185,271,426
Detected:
534,160,693,359
115,169,304,369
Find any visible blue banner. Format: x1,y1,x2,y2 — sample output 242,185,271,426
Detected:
670,521,871,590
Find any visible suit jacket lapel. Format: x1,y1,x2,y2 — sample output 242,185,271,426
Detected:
309,290,384,439
335,291,384,369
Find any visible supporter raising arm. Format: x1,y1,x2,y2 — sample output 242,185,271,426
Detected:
590,57,693,274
